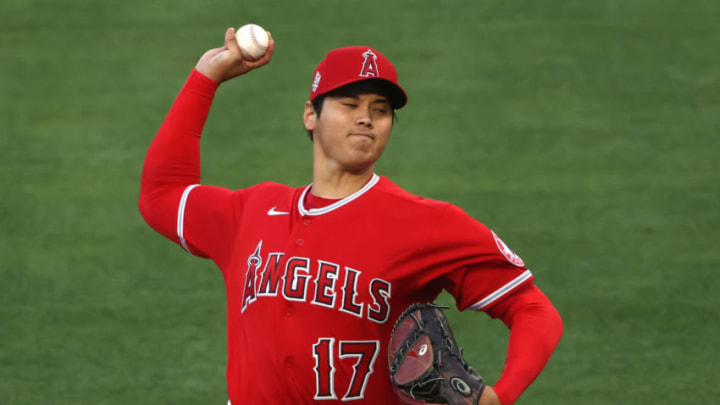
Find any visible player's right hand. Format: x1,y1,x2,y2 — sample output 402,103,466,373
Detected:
195,27,274,83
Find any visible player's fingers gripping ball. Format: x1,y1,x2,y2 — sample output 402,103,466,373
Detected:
234,23,269,61
388,304,486,405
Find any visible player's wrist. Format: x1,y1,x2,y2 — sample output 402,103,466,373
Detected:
185,68,221,99
191,68,221,87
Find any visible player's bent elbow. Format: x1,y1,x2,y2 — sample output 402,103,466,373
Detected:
137,192,156,228
549,304,564,345
137,189,168,233
533,295,564,347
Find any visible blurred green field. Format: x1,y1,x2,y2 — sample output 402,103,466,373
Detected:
1,0,718,403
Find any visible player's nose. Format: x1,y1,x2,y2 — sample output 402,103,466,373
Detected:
356,115,373,128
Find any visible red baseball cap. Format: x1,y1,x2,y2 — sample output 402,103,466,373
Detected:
309,46,408,109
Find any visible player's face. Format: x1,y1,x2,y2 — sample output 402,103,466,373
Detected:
304,82,394,174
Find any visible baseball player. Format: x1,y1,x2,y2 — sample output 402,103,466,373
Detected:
139,28,563,404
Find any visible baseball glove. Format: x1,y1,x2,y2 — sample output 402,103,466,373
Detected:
388,303,486,405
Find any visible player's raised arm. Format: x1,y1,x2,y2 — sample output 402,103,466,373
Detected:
138,27,274,257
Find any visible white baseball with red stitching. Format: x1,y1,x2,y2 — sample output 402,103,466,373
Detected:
235,24,269,61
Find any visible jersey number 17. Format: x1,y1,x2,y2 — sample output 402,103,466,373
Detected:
313,338,380,401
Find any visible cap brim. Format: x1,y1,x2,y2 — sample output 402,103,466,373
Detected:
374,78,408,110
320,77,408,109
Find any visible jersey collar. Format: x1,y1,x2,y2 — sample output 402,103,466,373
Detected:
298,173,380,216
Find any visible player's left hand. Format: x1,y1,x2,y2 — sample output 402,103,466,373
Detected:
478,386,501,405
195,27,274,83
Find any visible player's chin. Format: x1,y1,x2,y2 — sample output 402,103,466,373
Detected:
341,153,381,173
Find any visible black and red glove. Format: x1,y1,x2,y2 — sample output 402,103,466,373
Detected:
388,304,486,405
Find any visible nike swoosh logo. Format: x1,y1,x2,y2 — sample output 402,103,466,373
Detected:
267,206,290,216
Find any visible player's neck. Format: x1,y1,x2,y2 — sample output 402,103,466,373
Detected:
311,163,374,199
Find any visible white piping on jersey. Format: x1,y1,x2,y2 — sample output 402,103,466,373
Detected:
470,269,533,311
177,184,201,255
297,173,379,216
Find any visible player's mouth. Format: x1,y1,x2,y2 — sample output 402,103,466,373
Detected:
349,132,374,140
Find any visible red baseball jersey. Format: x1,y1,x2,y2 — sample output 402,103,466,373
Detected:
171,174,533,404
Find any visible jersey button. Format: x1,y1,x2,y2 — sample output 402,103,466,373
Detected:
303,218,312,226
296,238,304,246
285,304,294,316
284,356,294,367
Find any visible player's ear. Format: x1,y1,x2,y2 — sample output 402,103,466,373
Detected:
303,101,316,131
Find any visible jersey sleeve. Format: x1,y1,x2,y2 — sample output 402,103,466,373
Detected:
175,184,244,261
426,204,534,312
139,69,241,262
483,283,563,405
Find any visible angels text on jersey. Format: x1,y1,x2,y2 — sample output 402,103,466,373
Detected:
241,241,391,323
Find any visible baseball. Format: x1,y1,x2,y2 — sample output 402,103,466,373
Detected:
235,24,269,61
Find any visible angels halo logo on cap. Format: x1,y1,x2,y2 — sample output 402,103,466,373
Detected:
309,46,408,109
359,49,379,77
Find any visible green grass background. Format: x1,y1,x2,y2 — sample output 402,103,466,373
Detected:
2,0,718,403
